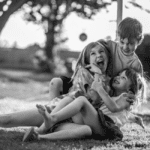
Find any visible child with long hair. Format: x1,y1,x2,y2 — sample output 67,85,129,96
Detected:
22,41,113,141
48,17,144,109
35,41,112,135
0,41,111,130
45,41,112,116
23,68,147,141
0,17,140,129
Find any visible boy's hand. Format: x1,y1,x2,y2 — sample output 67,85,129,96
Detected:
127,91,136,105
122,92,136,105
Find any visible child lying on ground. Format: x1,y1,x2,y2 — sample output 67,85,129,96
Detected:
46,41,111,116
23,68,147,141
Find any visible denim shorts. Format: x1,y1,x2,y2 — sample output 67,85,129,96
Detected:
48,118,73,133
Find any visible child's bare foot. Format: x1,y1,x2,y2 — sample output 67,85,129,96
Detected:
36,104,52,130
45,105,52,113
36,104,47,116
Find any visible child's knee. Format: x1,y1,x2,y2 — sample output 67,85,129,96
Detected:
76,96,89,106
49,78,63,91
76,96,86,102
82,125,92,136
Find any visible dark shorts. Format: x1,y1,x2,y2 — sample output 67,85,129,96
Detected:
48,118,73,133
93,109,123,141
60,76,72,94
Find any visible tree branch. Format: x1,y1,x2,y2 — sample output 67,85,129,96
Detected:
0,1,7,11
0,0,29,34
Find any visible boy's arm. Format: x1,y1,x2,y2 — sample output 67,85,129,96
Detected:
132,58,143,76
91,80,130,112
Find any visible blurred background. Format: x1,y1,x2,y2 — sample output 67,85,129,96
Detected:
0,0,150,76
0,0,150,113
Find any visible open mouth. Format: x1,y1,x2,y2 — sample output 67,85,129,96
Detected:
96,59,104,68
122,48,132,54
113,78,119,84
124,49,130,53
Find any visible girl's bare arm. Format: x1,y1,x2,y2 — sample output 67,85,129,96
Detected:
91,80,130,112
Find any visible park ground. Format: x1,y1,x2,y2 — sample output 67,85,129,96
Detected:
0,69,150,150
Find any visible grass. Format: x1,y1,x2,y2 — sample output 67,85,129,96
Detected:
0,124,150,150
0,70,150,149
0,99,150,150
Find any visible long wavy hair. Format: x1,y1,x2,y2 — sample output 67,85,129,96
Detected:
71,41,113,80
110,68,147,109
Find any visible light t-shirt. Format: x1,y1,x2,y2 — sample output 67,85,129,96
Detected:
99,94,130,128
98,40,143,77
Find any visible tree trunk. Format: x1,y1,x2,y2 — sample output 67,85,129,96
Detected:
45,21,55,60
0,0,28,34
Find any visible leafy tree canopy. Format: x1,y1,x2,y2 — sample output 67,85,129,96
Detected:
0,0,150,60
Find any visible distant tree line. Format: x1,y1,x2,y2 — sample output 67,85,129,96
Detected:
0,0,150,73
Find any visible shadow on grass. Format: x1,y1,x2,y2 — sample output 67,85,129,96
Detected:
0,127,123,150
0,128,88,150
0,128,25,150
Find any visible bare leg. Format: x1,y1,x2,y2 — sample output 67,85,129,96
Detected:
49,78,63,101
0,108,43,127
0,77,63,128
35,95,74,133
38,96,105,135
46,77,67,112
35,104,50,133
38,123,92,140
50,96,74,114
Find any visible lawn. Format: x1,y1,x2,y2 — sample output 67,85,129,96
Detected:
0,124,150,150
0,70,150,150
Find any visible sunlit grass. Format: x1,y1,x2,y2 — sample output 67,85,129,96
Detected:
0,74,150,149
0,97,48,114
